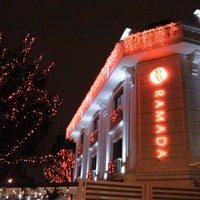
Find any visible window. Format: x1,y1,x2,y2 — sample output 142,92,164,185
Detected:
78,165,81,177
91,155,97,170
90,116,99,146
77,130,84,156
94,116,99,133
114,90,123,110
88,154,97,180
113,138,122,160
111,90,123,126
80,131,84,145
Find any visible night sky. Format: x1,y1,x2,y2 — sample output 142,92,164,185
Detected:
0,0,199,151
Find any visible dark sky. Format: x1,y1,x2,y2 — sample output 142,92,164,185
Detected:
0,0,199,151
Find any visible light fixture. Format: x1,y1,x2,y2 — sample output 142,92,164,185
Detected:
193,9,200,25
121,166,125,173
120,28,132,41
104,172,108,180
7,178,13,184
193,9,200,18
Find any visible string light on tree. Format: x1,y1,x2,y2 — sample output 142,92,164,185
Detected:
43,149,75,183
0,33,63,162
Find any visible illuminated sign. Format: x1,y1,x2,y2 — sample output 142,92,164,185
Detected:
137,55,185,176
150,68,168,159
150,67,168,84
154,89,167,159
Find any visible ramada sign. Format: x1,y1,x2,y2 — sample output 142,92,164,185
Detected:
139,56,184,163
150,67,168,159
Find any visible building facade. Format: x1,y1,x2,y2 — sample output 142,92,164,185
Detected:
66,22,200,199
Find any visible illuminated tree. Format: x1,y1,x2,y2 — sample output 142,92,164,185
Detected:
0,32,63,160
43,148,75,183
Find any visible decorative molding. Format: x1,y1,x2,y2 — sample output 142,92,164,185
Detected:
98,99,109,117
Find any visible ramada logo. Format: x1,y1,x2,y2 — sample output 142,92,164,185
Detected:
150,67,168,84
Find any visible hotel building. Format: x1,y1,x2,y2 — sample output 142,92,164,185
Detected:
66,21,200,199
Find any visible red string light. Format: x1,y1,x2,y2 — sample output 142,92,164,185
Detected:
0,33,63,162
43,149,75,183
